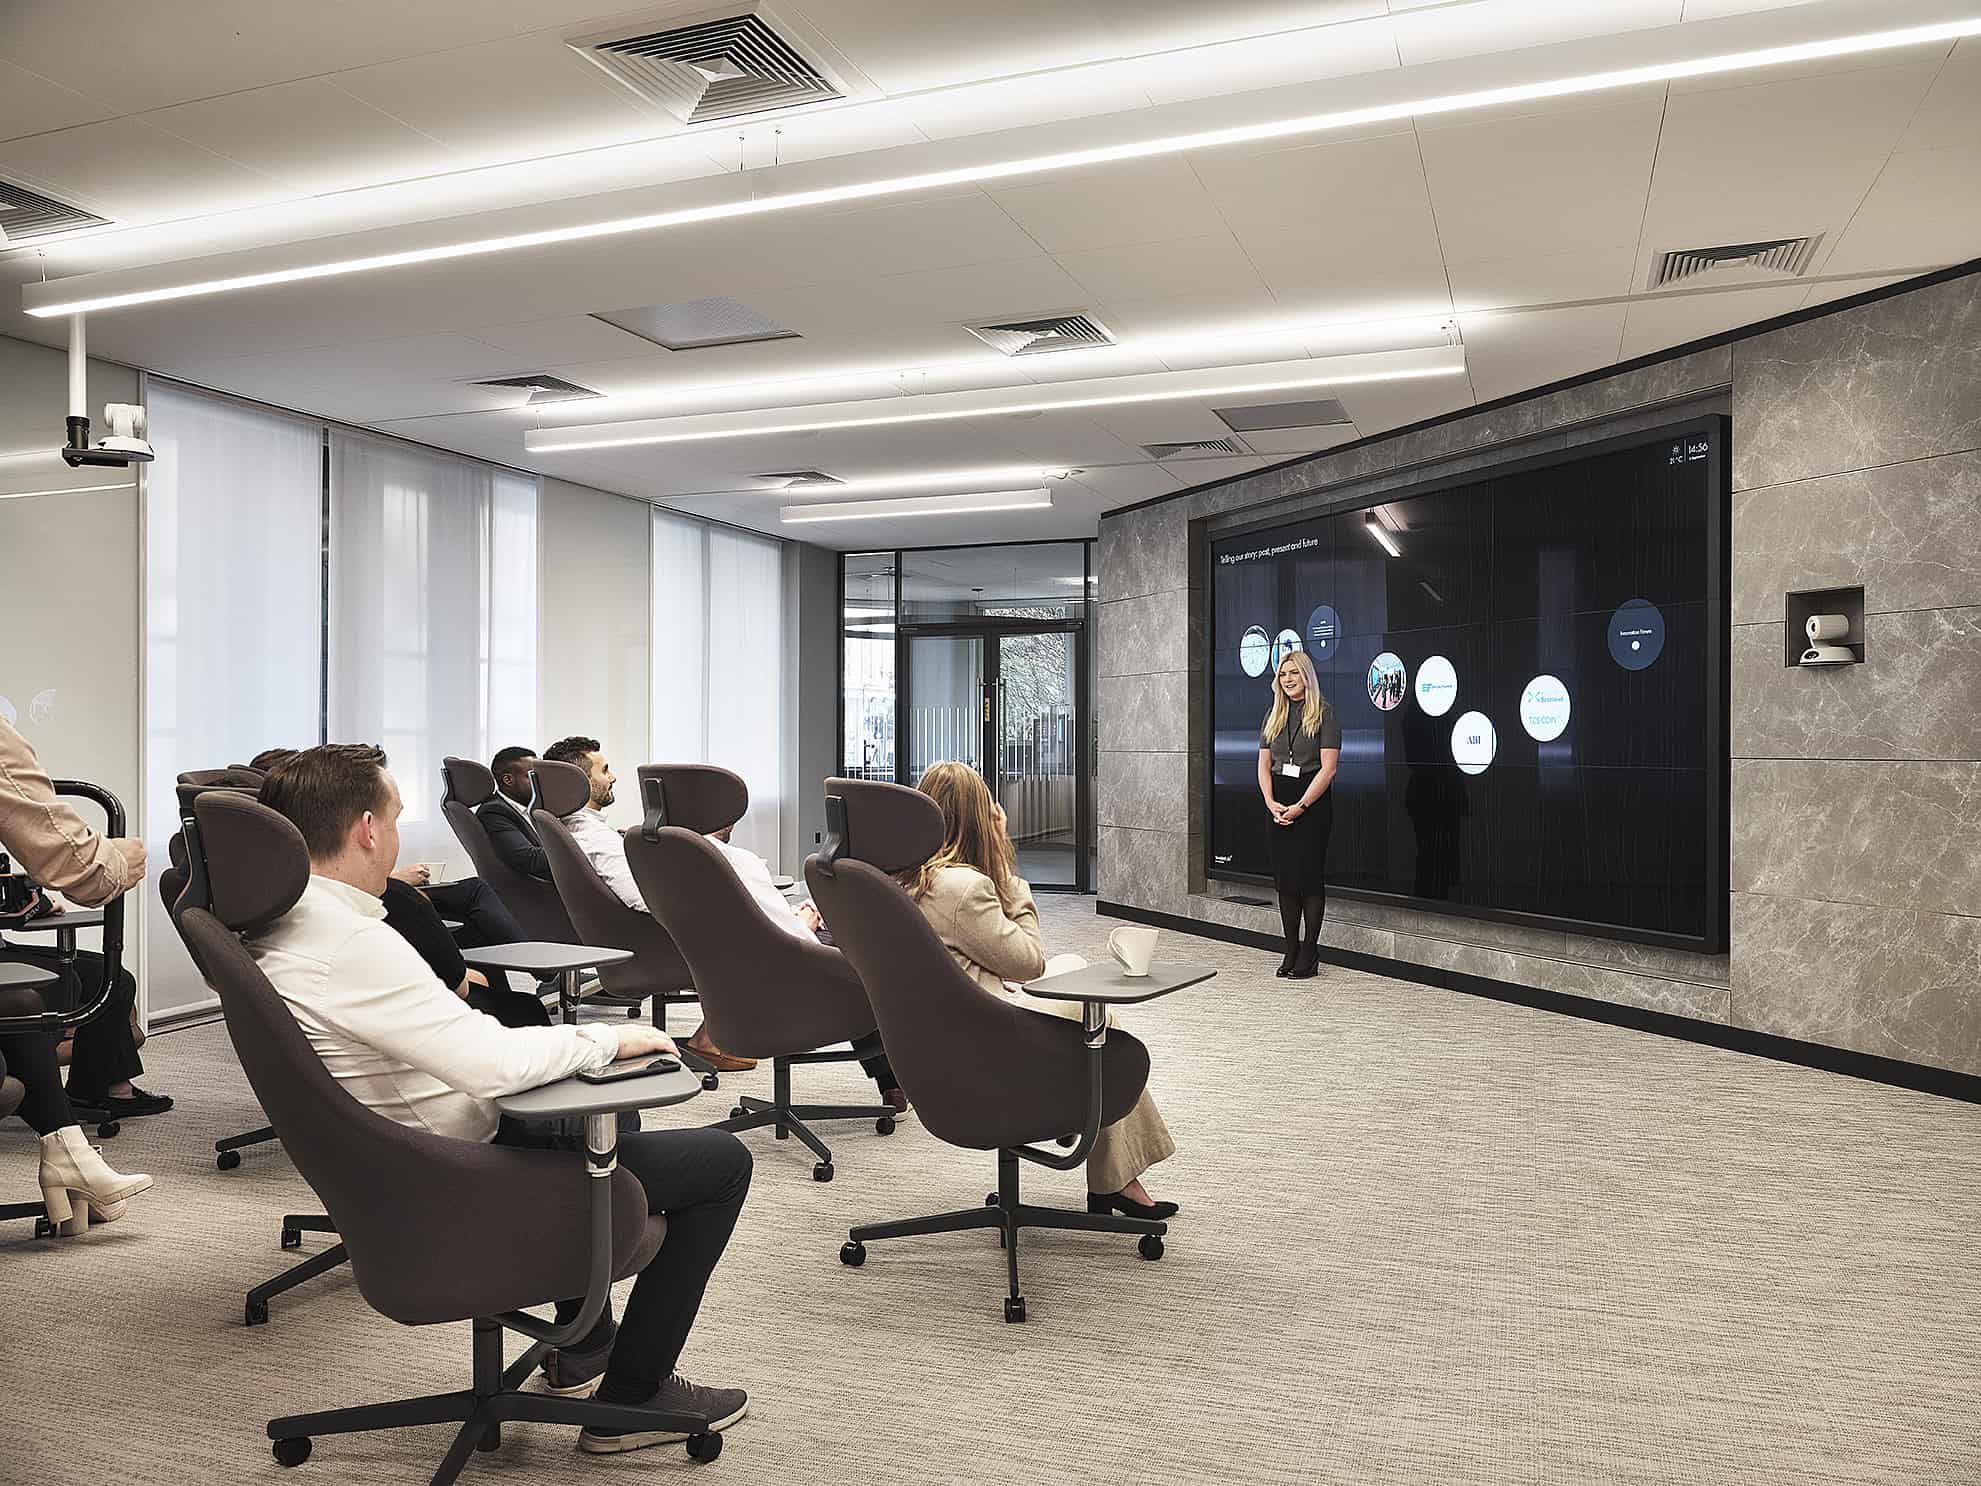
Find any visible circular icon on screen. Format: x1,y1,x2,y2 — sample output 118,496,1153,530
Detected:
1451,711,1497,775
1239,626,1271,677
1305,605,1341,660
1273,629,1303,669
1520,675,1571,741
1608,599,1665,671
1367,652,1407,711
1414,655,1457,717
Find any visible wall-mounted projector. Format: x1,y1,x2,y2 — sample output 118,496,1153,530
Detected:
62,403,153,468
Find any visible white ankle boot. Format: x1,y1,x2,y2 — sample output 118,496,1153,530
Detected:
38,1126,153,1235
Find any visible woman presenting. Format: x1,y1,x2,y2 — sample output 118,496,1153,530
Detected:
1256,649,1341,979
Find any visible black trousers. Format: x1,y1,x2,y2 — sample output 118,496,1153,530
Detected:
850,1031,896,1093
0,984,72,1134
0,945,142,1100
422,878,526,950
493,1119,752,1400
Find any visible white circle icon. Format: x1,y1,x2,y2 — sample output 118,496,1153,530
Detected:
1414,655,1457,717
1451,711,1497,775
1520,675,1571,742
1273,629,1303,669
1239,626,1271,677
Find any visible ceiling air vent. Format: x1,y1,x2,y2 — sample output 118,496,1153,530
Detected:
469,373,602,405
0,178,111,245
753,470,841,485
568,9,842,124
1143,439,1246,460
964,313,1115,356
1213,397,1350,433
594,296,799,351
1652,235,1822,289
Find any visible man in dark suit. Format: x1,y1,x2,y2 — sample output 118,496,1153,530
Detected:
477,745,549,881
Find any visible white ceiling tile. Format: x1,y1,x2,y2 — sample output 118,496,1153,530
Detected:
1069,461,1182,507
900,69,1156,143
1800,273,1912,310
1446,243,1640,311
830,256,1095,325
1148,453,1272,487
0,117,277,223
1897,38,1981,153
1239,223,1452,316
328,32,653,165
716,194,1049,288
1392,0,1682,66
1419,96,1663,265
1820,142,1981,276
273,333,524,383
1617,283,1809,360
1056,231,1270,303
799,0,1124,95
987,156,1225,254
1456,304,1625,404
1329,372,1473,436
1188,131,1427,238
0,61,115,141
1087,401,1237,447
1240,424,1364,456
1093,286,1286,339
1126,17,1399,106
470,316,658,366
140,79,460,195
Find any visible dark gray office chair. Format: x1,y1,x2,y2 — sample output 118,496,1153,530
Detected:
177,789,723,1480
806,777,1165,1323
625,765,896,1182
529,760,718,1087
0,1033,47,1234
440,757,577,945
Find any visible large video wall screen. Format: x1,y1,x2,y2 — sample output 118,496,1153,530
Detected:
1206,419,1727,950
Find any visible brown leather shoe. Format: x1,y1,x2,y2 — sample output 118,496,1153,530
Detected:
683,1026,756,1072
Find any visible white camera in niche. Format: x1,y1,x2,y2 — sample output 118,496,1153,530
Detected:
1800,613,1856,667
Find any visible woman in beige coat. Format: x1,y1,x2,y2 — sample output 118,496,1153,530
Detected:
899,761,1176,1220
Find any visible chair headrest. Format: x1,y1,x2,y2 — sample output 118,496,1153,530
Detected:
178,767,265,790
820,777,944,874
190,793,311,934
637,765,746,838
530,759,592,818
441,756,495,808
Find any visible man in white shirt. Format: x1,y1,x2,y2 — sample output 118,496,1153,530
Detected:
249,744,752,1454
540,738,905,1112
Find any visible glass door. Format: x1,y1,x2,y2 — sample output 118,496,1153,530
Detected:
904,633,986,781
994,630,1081,890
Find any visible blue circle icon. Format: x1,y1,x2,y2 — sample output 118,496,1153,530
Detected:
1305,605,1342,660
1608,599,1665,671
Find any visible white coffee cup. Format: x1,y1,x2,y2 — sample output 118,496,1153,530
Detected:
418,861,448,884
1107,925,1159,977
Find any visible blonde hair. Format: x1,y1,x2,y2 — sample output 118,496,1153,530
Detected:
898,760,1016,903
1263,648,1325,743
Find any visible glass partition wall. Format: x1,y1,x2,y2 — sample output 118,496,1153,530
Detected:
840,541,1093,892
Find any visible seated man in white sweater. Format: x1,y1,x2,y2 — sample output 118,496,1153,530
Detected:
540,736,903,1109
248,744,752,1452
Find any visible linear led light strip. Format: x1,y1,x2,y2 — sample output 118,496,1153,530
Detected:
528,359,1460,452
780,488,1052,524
0,481,135,501
24,18,1980,319
680,464,1065,498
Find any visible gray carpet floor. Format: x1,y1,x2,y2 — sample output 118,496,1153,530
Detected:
3,897,1978,1485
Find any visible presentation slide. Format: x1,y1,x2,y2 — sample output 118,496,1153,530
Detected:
1206,419,1726,948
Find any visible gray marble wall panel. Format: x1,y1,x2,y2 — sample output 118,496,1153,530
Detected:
1730,449,1981,624
1097,748,1189,830
1098,825,1189,913
1732,891,1981,1077
1097,497,1188,604
1731,758,1981,917
1732,609,1981,761
1098,672,1188,753
1097,591,1189,677
1732,273,1981,490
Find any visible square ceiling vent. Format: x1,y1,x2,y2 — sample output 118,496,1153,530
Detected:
1652,235,1822,289
1212,397,1350,434
567,6,844,124
964,313,1115,356
753,470,840,485
0,178,111,244
594,297,800,351
469,373,602,405
1142,438,1247,460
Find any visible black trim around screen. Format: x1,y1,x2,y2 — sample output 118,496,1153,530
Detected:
1200,415,1730,953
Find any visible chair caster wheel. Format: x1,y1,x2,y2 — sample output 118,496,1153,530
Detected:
273,1437,311,1467
1003,1296,1026,1323
97,1121,120,1140
280,1228,302,1250
1056,1134,1076,1148
1138,1234,1165,1261
729,1105,746,1120
701,1073,720,1092
813,1162,834,1182
625,1006,640,1019
217,1149,242,1171
686,1431,723,1463
839,1240,866,1267
34,1217,54,1239
246,1299,270,1327
876,1116,896,1136
985,1192,999,1207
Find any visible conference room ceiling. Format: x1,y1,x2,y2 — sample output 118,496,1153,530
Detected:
1,0,1974,548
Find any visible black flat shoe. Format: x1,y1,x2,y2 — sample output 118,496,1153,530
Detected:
1287,947,1320,980
1275,947,1298,977
1088,1191,1180,1221
68,1086,174,1118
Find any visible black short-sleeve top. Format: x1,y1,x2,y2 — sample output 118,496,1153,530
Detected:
1261,702,1342,773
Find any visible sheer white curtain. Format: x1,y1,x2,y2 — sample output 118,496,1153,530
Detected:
650,510,786,864
144,384,323,1015
330,432,538,865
